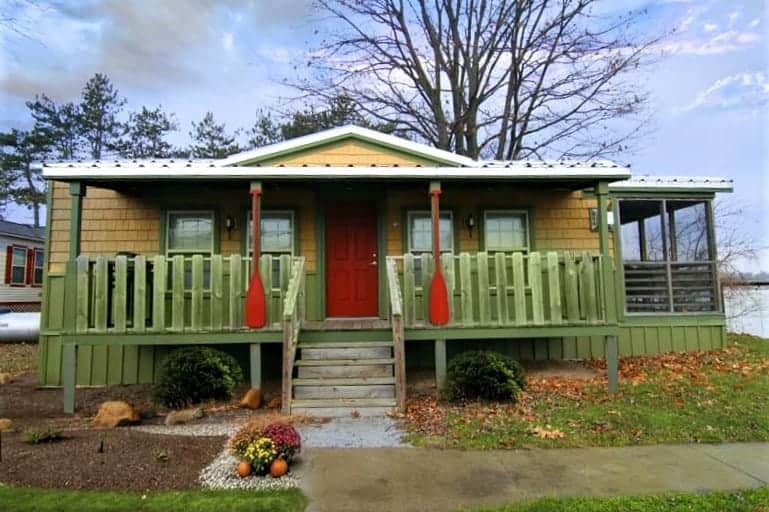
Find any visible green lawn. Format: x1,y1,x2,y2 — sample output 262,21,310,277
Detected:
0,485,307,512
408,334,769,449
468,487,769,512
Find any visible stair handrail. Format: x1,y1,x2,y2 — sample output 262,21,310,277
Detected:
281,256,306,414
386,257,407,412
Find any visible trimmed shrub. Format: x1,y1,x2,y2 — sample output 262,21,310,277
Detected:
153,347,243,408
446,350,525,402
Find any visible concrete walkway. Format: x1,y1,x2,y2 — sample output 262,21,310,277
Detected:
298,443,769,512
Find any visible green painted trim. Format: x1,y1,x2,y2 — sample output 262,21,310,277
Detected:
405,324,619,340
68,181,84,260
235,133,456,167
377,196,388,319
39,184,54,332
62,331,283,346
611,198,626,323
316,201,326,318
620,314,726,326
609,191,718,199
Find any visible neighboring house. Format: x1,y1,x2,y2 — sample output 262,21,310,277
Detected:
0,219,45,311
35,125,733,414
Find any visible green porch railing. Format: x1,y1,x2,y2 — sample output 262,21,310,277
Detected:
281,257,306,414
65,254,303,335
386,251,609,328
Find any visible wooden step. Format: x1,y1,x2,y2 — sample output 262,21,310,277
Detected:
293,384,395,400
298,341,393,349
291,398,396,408
297,364,393,379
293,377,396,386
301,346,392,360
291,406,396,418
295,358,394,366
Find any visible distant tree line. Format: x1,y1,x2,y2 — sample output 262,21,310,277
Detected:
0,73,391,226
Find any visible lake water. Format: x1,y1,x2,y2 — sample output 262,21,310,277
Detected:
725,286,769,338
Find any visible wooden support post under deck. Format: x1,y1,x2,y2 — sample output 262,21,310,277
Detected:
249,343,262,389
605,335,618,394
434,339,447,396
62,343,76,414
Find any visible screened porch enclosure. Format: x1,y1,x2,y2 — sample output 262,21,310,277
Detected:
618,198,720,314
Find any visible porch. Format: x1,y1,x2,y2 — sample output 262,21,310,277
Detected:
57,247,619,414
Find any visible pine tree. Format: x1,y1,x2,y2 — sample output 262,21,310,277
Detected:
26,94,81,160
79,73,126,159
0,129,48,227
121,106,178,158
188,112,241,158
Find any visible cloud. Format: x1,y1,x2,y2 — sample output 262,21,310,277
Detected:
661,29,762,56
1,0,311,99
703,23,718,32
685,72,769,111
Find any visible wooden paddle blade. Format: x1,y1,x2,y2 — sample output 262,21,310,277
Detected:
429,269,450,325
245,272,266,328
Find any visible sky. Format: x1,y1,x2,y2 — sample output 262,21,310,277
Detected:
0,0,767,271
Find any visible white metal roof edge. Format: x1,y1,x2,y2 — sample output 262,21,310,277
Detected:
41,165,632,180
217,125,480,168
609,176,733,192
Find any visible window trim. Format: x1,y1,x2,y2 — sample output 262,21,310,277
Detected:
482,209,531,252
406,210,455,253
244,209,297,257
165,210,216,255
7,245,28,287
31,248,44,287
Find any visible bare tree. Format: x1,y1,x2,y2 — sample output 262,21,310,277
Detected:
295,0,661,159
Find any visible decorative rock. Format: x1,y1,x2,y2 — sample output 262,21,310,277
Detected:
165,407,204,426
91,401,141,428
0,373,13,385
0,418,13,431
240,388,263,410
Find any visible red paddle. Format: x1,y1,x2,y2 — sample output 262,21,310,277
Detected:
428,187,450,325
245,184,266,328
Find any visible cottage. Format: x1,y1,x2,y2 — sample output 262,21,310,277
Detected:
36,126,732,415
0,220,45,311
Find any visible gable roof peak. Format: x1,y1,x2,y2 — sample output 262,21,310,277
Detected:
219,124,479,167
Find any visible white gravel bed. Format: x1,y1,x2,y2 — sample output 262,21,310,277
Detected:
199,449,300,490
298,416,410,448
133,423,238,437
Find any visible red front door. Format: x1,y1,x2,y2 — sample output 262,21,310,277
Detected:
325,202,379,317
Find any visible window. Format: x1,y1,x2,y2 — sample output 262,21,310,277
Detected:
166,211,215,287
619,199,717,314
167,211,214,254
8,246,27,285
247,211,295,286
33,249,44,286
407,211,453,253
407,211,453,286
483,210,529,252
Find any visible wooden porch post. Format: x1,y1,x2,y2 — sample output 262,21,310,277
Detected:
63,181,84,413
249,343,262,389
596,181,619,393
434,339,447,396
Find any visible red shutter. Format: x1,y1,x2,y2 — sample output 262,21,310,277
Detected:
25,248,34,285
4,245,12,284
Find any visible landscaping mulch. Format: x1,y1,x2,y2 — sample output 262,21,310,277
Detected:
0,429,225,491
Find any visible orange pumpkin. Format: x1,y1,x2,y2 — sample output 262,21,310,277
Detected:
236,461,252,478
270,458,288,478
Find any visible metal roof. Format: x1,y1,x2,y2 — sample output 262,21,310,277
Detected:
38,162,632,181
0,220,45,242
609,175,734,193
